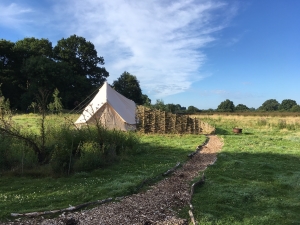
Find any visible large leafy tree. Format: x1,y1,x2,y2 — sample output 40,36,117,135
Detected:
53,35,109,86
0,40,20,106
53,35,109,107
217,99,235,112
14,37,53,58
0,35,109,110
112,71,146,105
279,99,297,111
20,56,73,109
0,38,54,109
259,99,280,111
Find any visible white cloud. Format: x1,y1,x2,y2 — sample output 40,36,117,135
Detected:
1,0,237,99
0,3,33,28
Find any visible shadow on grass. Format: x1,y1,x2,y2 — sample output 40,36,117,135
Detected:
0,134,207,221
190,151,300,224
215,127,254,136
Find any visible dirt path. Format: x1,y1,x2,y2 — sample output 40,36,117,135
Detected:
4,135,223,225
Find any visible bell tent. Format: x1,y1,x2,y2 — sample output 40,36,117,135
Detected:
75,82,136,131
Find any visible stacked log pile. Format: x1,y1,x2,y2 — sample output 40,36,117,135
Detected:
136,106,215,135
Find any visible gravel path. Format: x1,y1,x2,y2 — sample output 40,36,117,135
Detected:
3,135,223,225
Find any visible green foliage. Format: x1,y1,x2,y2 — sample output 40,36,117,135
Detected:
74,142,104,172
53,35,109,102
0,133,205,220
153,99,166,111
235,104,249,111
28,102,37,113
0,134,38,172
259,99,280,111
112,71,145,105
47,88,63,113
217,99,235,112
0,113,142,175
291,104,300,112
0,36,109,110
187,105,200,113
279,99,297,111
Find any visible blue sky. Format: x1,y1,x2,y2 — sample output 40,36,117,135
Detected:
1,0,299,109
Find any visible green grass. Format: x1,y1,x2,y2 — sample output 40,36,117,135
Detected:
185,116,300,224
0,133,206,221
11,113,78,134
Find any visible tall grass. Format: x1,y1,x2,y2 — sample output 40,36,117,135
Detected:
0,113,140,176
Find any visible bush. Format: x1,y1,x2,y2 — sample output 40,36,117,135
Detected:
0,135,38,173
50,143,74,175
74,142,104,172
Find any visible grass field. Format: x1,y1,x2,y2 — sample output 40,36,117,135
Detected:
0,115,205,222
185,115,300,224
1,113,300,224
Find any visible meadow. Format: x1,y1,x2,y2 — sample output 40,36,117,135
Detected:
0,113,206,221
185,114,300,224
0,113,300,224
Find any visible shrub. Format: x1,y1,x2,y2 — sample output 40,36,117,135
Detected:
50,144,74,175
0,135,38,173
74,142,104,172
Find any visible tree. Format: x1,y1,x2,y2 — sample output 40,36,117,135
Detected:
217,99,235,112
259,99,280,111
279,99,297,111
0,38,54,110
14,37,53,58
291,105,300,112
19,55,72,110
0,39,20,109
141,94,151,106
187,106,200,113
48,88,63,113
54,35,108,86
112,71,145,105
153,99,166,111
53,35,109,107
235,104,249,111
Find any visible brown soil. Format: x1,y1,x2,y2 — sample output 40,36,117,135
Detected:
4,135,223,225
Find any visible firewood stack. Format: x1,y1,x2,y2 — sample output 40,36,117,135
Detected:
136,106,215,135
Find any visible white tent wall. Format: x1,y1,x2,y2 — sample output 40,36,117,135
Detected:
75,82,136,131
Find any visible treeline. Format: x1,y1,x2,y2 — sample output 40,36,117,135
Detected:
1,35,299,114
214,99,300,113
0,35,109,111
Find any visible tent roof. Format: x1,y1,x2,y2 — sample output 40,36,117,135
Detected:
75,82,136,124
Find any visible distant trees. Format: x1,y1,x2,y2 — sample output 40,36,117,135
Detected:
258,99,280,111
217,99,235,112
235,104,249,111
187,106,200,113
279,99,297,111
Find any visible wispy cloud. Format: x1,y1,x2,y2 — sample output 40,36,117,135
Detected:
1,0,237,98
0,3,33,28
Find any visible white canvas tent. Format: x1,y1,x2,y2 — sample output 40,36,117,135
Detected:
75,82,136,131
